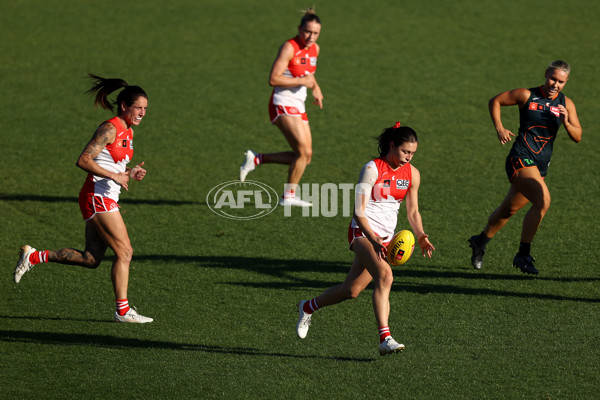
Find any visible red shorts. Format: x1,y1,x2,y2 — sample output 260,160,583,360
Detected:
79,194,120,221
269,94,308,123
347,227,390,250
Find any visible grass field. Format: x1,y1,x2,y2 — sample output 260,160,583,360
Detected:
1,0,600,399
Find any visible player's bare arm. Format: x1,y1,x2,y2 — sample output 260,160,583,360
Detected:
489,88,530,145
561,97,582,143
76,122,130,190
404,166,435,257
269,42,317,89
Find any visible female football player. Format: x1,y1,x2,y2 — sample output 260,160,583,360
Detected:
295,122,435,355
469,60,582,274
13,74,153,323
239,8,323,207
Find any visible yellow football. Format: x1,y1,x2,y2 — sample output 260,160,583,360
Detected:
387,230,415,266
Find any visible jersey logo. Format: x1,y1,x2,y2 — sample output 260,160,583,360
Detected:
310,57,317,66
529,102,544,111
549,106,560,117
524,127,551,154
396,179,409,189
121,139,127,148
383,179,391,188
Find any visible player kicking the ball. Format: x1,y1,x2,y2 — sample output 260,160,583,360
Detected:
13,74,153,323
296,122,435,355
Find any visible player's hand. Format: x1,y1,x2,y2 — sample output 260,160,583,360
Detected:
557,104,569,122
369,236,387,261
113,171,130,191
312,85,323,109
417,233,435,258
302,73,317,89
129,162,147,181
496,127,515,145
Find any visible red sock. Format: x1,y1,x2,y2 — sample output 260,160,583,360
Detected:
116,299,130,316
283,188,295,200
29,251,49,265
378,326,391,343
303,298,320,314
255,154,263,165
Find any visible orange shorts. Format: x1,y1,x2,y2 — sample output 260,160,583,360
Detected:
79,194,120,221
269,94,308,124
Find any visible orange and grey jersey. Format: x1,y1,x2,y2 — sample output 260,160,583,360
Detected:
350,157,412,240
508,86,565,176
80,116,134,202
271,36,318,113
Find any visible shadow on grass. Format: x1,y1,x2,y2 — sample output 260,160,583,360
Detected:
0,193,196,206
0,329,375,363
131,254,600,304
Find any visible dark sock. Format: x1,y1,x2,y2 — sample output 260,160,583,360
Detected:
518,242,531,257
476,232,491,248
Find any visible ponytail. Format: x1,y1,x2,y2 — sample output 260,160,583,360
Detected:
86,73,147,114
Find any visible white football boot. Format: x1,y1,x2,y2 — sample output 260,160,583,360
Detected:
239,150,256,182
378,336,405,356
14,245,36,283
113,307,154,323
279,196,312,207
296,300,312,339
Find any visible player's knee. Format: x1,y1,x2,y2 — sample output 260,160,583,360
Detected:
541,193,551,213
378,270,394,290
347,287,362,300
304,148,313,164
115,244,133,263
84,252,103,269
532,193,551,214
295,146,312,163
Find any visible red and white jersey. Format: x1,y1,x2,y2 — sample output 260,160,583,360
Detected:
272,36,318,113
350,157,412,240
80,116,133,202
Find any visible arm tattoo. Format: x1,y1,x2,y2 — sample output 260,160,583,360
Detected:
82,123,116,159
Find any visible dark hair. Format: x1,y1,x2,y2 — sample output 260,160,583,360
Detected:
86,73,148,114
299,7,320,26
376,123,418,157
547,59,570,77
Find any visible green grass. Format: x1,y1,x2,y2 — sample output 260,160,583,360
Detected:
1,0,600,399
